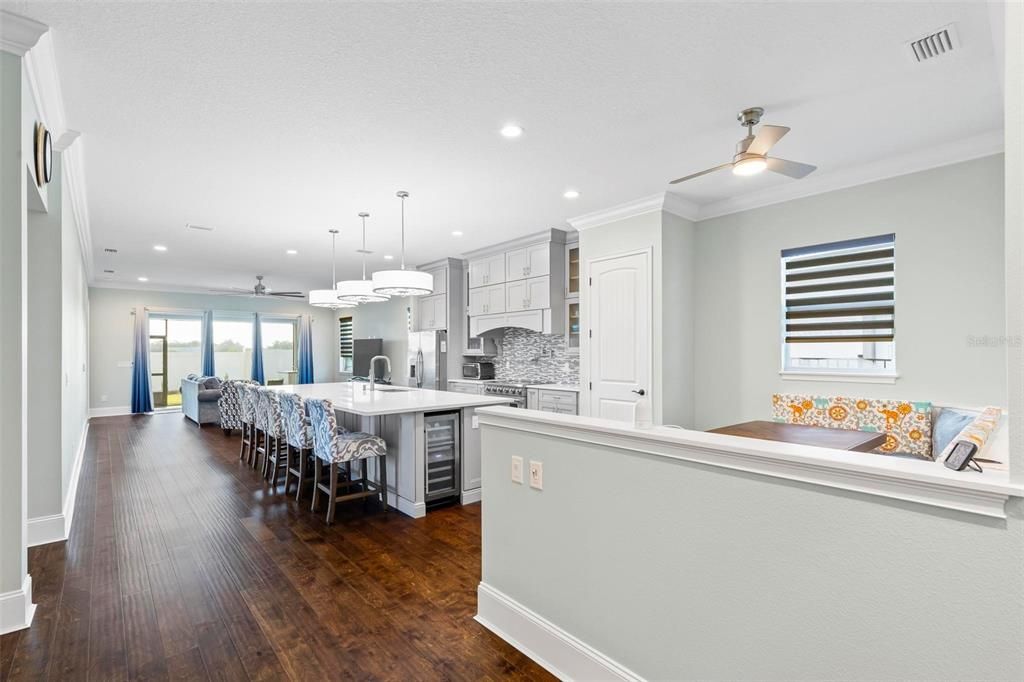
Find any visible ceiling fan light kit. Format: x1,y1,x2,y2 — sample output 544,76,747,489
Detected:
670,106,817,185
337,212,390,303
372,191,434,297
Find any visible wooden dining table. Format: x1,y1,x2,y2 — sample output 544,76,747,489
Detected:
707,420,888,452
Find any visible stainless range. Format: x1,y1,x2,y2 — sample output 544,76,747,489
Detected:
482,380,530,408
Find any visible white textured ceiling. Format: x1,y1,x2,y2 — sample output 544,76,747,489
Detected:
12,1,1003,293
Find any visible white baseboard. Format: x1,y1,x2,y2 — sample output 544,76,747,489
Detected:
388,491,426,519
0,575,36,635
26,420,88,547
461,488,482,505
475,582,642,682
89,405,131,418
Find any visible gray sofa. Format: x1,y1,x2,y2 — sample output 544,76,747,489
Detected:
181,374,223,426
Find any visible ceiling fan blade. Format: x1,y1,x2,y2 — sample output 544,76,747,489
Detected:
747,125,790,156
268,292,307,299
766,157,816,179
669,162,732,184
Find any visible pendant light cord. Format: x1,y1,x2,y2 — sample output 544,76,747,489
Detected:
329,229,339,289
360,213,368,280
397,190,409,271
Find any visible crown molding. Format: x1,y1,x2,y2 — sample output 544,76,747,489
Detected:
696,129,1004,221
0,10,46,56
568,191,698,231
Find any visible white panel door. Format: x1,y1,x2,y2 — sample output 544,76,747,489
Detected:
588,250,651,423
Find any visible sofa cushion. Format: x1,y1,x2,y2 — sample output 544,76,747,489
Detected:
197,389,222,402
772,393,933,459
202,376,222,390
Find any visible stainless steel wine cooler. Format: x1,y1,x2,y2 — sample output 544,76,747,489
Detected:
424,411,461,503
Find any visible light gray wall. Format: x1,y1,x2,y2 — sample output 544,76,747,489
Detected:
88,287,338,410
340,295,411,381
60,158,89,496
693,155,1006,429
26,156,63,519
480,421,1024,680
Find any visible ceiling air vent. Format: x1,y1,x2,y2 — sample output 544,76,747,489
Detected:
103,248,118,254
186,222,214,232
103,269,115,274
908,24,959,63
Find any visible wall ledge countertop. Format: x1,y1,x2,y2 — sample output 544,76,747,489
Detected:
476,406,1024,519
271,382,512,416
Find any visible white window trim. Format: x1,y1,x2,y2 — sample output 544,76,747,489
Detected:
779,370,899,384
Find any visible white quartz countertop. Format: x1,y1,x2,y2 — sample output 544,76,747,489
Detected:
526,384,580,392
269,382,512,416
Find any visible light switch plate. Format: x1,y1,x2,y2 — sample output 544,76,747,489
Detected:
511,456,523,484
529,460,543,490
472,415,479,429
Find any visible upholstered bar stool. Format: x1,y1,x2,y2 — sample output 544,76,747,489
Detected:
279,392,315,501
306,398,388,524
258,389,288,486
237,383,258,465
251,386,269,471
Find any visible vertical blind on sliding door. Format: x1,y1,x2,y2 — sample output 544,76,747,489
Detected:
782,234,895,344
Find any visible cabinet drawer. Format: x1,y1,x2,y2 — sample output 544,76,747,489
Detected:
538,389,577,403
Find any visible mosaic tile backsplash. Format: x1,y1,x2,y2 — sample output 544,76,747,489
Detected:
477,328,579,384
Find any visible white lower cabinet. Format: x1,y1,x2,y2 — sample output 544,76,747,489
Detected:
526,388,578,415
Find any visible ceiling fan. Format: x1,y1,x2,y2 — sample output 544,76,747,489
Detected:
669,107,816,185
208,275,306,299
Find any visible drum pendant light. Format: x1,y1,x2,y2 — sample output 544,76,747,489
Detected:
371,191,433,296
336,212,390,303
309,229,357,308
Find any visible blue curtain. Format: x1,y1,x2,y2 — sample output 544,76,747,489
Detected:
297,315,314,384
251,312,265,384
130,307,153,413
201,310,215,377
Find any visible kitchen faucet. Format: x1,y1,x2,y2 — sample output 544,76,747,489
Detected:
369,355,391,391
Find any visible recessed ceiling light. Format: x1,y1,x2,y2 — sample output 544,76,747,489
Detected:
451,230,463,237
137,276,148,282
500,124,523,138
153,244,167,252
383,254,394,260
286,249,298,255
563,189,580,199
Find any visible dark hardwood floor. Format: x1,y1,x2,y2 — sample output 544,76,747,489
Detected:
0,413,551,681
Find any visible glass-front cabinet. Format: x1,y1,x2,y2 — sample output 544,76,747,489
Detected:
567,301,580,352
566,243,580,298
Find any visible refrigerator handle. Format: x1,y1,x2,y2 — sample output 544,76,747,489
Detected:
415,349,424,388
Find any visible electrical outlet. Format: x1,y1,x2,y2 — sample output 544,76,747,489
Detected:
511,456,523,484
529,460,543,490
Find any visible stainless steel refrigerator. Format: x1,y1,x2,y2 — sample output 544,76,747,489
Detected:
407,330,448,390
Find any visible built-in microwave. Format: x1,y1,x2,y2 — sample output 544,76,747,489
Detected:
462,362,495,380
465,334,497,355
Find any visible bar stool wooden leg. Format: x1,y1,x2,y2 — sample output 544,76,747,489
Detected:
311,458,321,512
326,462,339,524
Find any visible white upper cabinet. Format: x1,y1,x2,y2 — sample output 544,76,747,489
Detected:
468,254,505,289
417,293,447,331
506,242,550,282
506,276,550,311
468,284,505,316
426,266,447,295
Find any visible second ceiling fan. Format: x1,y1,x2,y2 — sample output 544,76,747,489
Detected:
670,107,816,185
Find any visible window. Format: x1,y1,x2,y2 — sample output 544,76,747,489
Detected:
339,315,354,373
213,318,253,380
260,319,298,384
781,234,895,376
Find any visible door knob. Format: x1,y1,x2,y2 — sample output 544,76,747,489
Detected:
631,388,646,396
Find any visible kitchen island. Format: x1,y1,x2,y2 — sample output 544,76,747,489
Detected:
270,382,511,517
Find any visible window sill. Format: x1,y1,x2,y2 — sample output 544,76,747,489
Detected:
780,370,898,384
